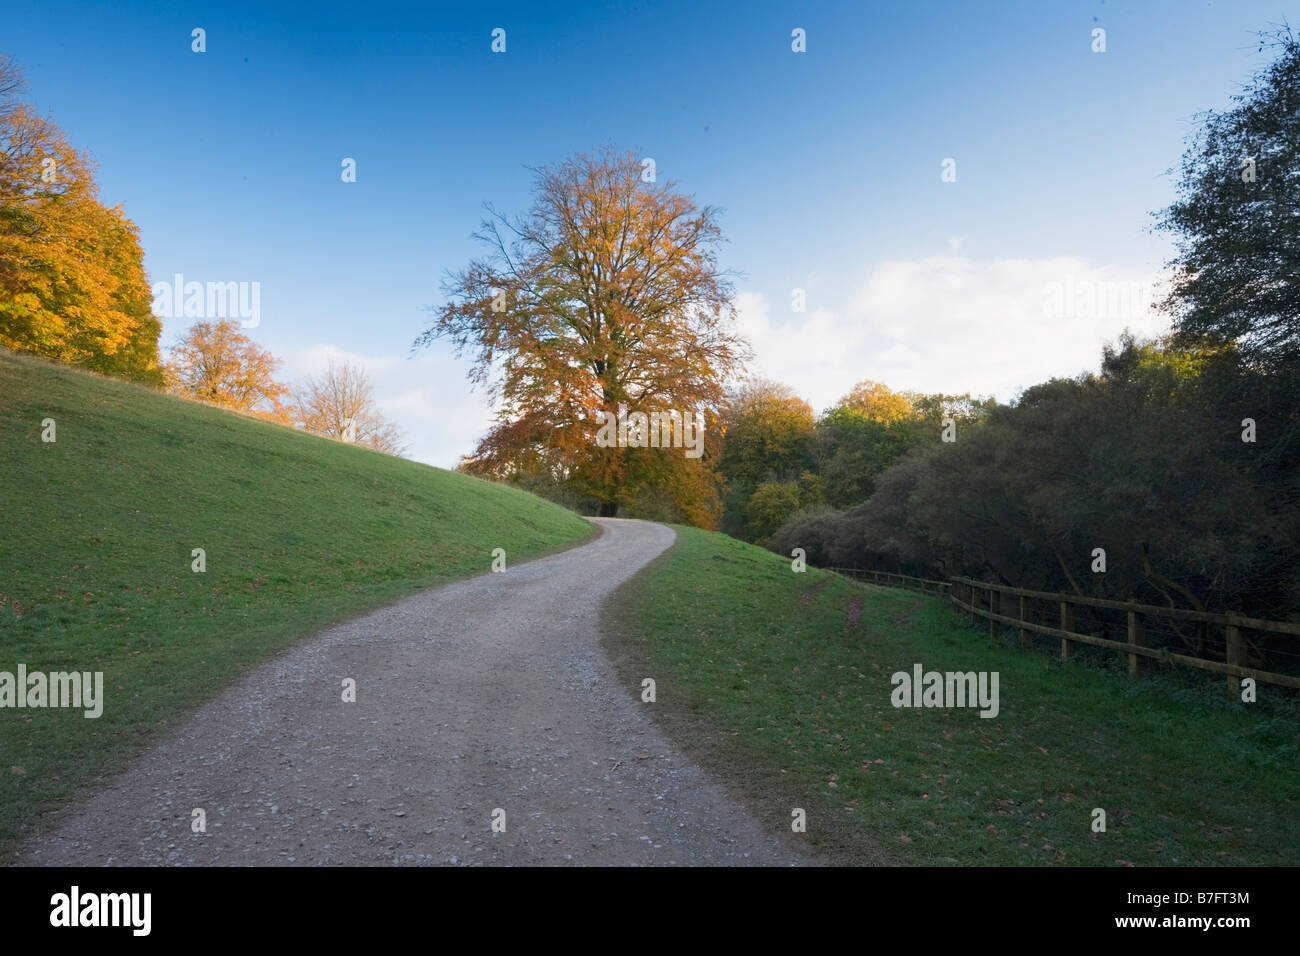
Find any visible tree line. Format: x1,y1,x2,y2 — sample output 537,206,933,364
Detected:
717,378,992,545
769,332,1299,628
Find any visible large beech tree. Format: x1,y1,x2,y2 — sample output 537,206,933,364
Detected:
415,147,748,523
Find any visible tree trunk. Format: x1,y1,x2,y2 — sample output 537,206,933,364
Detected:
599,501,618,517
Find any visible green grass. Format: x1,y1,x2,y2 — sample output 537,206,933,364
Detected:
602,525,1300,865
0,350,593,860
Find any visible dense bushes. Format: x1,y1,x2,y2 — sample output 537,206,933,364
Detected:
770,336,1300,629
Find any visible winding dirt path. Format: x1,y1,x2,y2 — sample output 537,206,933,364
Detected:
15,518,806,866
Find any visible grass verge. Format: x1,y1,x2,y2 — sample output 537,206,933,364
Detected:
601,524,1299,865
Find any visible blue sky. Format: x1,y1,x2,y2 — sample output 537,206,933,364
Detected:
4,0,1295,465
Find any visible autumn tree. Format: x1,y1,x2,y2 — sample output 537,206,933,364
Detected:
719,378,817,481
836,380,913,423
0,53,162,383
812,381,916,509
714,376,996,538
716,378,819,538
293,358,406,456
165,319,290,421
414,147,749,524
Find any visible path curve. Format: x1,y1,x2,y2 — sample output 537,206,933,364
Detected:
15,518,805,866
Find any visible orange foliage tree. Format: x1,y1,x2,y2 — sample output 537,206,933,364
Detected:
415,147,749,524
165,319,290,422
0,54,161,383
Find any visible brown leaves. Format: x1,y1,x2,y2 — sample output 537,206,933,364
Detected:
416,147,747,522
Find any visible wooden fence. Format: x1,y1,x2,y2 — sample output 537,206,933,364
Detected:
829,567,1300,694
826,567,950,596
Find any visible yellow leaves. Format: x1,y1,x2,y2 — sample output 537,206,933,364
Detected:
0,106,95,204
1,81,162,381
2,195,143,357
839,380,914,423
166,319,289,416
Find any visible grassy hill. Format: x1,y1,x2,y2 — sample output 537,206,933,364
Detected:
0,350,593,860
602,525,1300,866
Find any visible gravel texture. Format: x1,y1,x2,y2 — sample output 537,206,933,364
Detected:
15,518,807,866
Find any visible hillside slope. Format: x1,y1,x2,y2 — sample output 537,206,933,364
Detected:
0,350,592,858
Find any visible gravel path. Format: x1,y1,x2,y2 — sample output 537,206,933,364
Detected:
15,518,806,866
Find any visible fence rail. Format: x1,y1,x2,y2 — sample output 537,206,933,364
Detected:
826,567,951,596
827,567,1300,694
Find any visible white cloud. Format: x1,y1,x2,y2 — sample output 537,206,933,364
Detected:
737,255,1170,412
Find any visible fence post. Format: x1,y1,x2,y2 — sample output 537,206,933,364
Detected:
1127,602,1144,677
1226,613,1246,699
1019,594,1031,649
989,588,1000,641
1059,601,1075,661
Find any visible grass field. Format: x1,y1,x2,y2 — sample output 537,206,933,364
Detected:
0,350,593,861
602,525,1300,865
